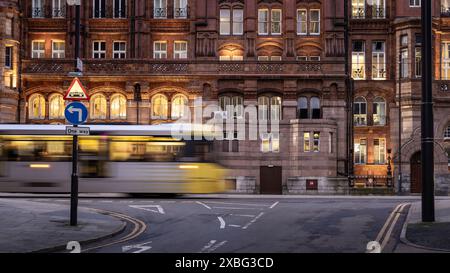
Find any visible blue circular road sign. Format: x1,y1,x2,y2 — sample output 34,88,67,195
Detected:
65,102,88,125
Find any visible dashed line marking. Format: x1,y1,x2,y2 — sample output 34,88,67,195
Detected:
242,212,265,230
228,224,242,228
269,201,279,209
212,207,264,210
231,214,256,218
204,201,271,207
196,201,212,210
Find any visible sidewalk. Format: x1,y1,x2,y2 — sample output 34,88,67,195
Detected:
397,200,450,253
0,198,126,253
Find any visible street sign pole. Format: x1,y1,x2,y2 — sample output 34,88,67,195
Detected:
421,0,435,222
70,124,78,226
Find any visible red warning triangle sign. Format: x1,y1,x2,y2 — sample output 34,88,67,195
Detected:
64,77,90,101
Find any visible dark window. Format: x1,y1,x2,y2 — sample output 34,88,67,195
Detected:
298,97,308,119
5,47,12,69
94,0,106,18
232,140,239,152
311,97,321,119
114,0,126,18
222,140,229,152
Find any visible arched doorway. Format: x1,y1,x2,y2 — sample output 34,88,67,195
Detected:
410,152,422,193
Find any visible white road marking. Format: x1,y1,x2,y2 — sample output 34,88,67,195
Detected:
203,241,227,253
196,201,212,210
373,202,410,252
101,200,113,203
129,205,165,214
199,240,217,253
204,201,270,207
217,216,226,229
228,225,242,228
375,203,404,243
122,241,153,253
212,207,264,210
230,214,256,218
269,201,279,209
242,212,265,230
161,201,176,203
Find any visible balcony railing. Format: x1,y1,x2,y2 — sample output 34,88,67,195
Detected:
154,8,167,18
174,8,188,18
32,7,44,18
372,7,385,19
22,59,344,77
53,8,65,18
352,67,365,79
352,8,365,19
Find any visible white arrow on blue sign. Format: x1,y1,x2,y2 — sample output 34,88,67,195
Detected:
65,102,88,125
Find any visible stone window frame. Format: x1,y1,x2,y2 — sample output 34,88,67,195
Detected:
296,93,322,120
110,93,127,120
219,2,244,36
257,3,282,36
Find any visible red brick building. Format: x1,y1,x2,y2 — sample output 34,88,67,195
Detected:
0,0,449,194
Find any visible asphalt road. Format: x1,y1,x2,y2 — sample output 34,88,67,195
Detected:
25,196,415,253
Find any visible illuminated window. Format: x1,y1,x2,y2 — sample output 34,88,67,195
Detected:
309,9,320,35
52,40,65,58
258,95,281,120
171,94,188,119
110,94,127,119
374,138,386,164
49,95,64,119
304,132,311,152
32,41,45,58
258,96,269,120
261,133,279,153
352,41,365,79
174,41,187,59
152,94,168,119
410,0,421,7
297,9,307,35
352,0,365,19
29,94,46,120
442,42,450,80
90,94,107,119
373,97,386,126
373,0,385,19
354,97,367,126
233,9,244,35
355,139,367,164
270,96,282,121
372,41,386,80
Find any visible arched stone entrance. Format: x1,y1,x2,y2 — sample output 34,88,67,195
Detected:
410,152,422,193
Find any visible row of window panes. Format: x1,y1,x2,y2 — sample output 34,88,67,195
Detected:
28,94,127,120
31,0,188,19
31,40,65,58
354,97,386,126
351,0,386,19
354,138,387,165
352,41,386,80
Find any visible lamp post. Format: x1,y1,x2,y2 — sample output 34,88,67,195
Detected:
387,149,393,188
421,0,435,222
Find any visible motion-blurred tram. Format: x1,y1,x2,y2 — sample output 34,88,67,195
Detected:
0,124,228,194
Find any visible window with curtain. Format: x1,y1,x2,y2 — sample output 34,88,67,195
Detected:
29,94,46,119
152,94,168,119
352,41,365,79
373,97,386,126
174,0,188,18
354,97,367,126
258,95,281,120
110,94,127,119
49,95,64,119
90,95,107,119
171,94,188,119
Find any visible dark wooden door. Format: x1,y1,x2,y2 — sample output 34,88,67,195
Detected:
260,166,282,194
410,152,422,193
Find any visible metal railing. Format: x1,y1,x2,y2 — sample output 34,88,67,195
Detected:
174,8,188,18
32,7,44,18
154,8,167,18
442,6,450,17
53,8,65,18
352,8,365,19
372,7,385,19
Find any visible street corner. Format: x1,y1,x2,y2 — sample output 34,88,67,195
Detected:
0,198,126,253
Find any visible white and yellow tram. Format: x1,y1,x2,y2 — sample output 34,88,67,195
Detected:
0,124,228,194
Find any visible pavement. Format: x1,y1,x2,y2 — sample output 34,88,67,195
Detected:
0,198,126,253
396,199,450,253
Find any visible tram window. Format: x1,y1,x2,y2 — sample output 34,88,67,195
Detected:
3,140,71,161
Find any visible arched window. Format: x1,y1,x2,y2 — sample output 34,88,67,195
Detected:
49,94,64,119
29,94,46,119
110,94,127,119
354,97,367,126
270,96,282,120
373,97,386,126
310,96,321,119
90,94,107,119
298,97,308,119
219,95,243,118
258,95,282,120
445,125,450,139
171,94,188,119
152,94,168,119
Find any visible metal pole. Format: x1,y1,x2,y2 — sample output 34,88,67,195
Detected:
421,0,435,222
70,3,81,226
398,52,402,194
